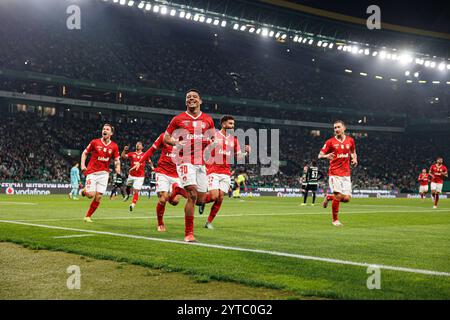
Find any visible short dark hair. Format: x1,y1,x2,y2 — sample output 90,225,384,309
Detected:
103,123,114,133
311,160,317,166
186,89,201,96
220,115,235,124
334,120,345,126
437,156,443,161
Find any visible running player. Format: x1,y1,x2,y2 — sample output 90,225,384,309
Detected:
198,115,250,229
163,89,215,242
417,169,430,200
80,124,121,222
429,157,448,209
131,132,187,232
301,160,322,206
121,142,151,212
69,162,81,200
318,120,357,226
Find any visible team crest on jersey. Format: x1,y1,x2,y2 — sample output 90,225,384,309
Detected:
346,144,350,149
108,149,112,154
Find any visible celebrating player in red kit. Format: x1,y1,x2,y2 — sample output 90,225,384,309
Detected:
429,157,448,209
80,124,121,222
199,115,250,229
318,120,357,226
163,89,215,242
418,169,430,200
121,141,152,212
131,132,187,232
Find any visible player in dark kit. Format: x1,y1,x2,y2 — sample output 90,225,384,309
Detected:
301,160,323,206
110,173,126,200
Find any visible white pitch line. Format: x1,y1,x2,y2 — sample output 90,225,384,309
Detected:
10,208,450,223
53,234,95,239
0,219,449,277
0,202,38,205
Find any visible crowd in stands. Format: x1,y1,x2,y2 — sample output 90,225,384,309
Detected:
1,110,448,193
0,0,447,122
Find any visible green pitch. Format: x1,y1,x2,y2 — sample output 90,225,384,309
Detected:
1,195,449,299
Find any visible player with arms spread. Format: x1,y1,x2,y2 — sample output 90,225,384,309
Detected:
163,89,215,242
199,115,250,229
121,141,152,212
318,120,357,226
429,157,448,209
80,124,121,222
131,132,187,232
417,169,430,200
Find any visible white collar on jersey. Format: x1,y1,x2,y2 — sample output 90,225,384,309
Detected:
100,138,112,146
185,111,203,120
334,135,347,144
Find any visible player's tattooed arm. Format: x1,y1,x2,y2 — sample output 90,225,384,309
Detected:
114,157,121,175
80,150,88,174
351,152,358,166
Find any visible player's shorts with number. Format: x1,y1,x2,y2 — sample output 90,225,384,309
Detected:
126,175,145,190
85,172,109,194
419,185,429,193
207,173,231,193
329,176,352,196
430,182,443,193
176,163,207,192
155,173,181,193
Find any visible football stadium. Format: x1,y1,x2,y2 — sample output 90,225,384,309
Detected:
0,0,449,304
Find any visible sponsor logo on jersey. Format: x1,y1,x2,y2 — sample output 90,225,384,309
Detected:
97,156,110,161
336,153,349,158
186,133,204,140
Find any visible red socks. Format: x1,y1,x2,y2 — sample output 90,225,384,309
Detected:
86,199,100,217
185,215,194,236
208,199,223,223
332,199,340,222
156,202,165,226
326,194,334,201
434,194,439,206
132,191,139,204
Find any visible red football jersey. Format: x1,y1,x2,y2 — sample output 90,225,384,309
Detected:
152,133,180,178
429,164,448,184
321,135,356,177
206,130,242,176
165,111,215,165
84,138,120,175
418,173,429,186
127,151,146,177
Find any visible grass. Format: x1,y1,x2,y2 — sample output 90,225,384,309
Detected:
0,194,449,299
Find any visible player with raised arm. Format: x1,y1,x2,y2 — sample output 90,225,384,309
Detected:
429,157,448,209
131,132,187,232
162,89,215,242
198,115,250,229
318,120,357,226
417,169,430,200
80,124,120,222
121,141,151,212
